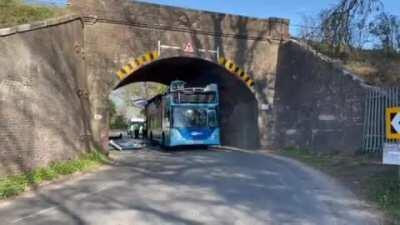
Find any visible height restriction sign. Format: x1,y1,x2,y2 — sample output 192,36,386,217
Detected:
386,107,400,140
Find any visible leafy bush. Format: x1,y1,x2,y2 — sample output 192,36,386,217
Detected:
110,115,128,129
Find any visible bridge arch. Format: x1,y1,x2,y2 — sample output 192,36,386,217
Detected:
114,51,255,91
113,55,260,149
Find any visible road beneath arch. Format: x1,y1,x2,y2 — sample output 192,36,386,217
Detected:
0,148,381,225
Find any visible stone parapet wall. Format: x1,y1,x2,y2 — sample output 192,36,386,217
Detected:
272,40,374,153
70,0,289,41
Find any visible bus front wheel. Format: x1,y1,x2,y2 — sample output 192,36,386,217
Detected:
161,133,165,147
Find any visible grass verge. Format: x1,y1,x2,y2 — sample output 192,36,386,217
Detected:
279,147,400,225
0,0,68,28
0,150,109,199
368,170,400,224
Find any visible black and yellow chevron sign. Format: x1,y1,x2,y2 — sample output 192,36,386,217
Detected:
116,51,159,80
386,107,400,140
218,57,255,89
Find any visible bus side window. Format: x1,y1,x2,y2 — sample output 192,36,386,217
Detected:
164,107,170,128
165,107,169,119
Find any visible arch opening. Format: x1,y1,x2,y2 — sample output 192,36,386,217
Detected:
114,57,260,149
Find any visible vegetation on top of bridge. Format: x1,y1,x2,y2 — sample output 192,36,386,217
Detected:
0,0,68,28
299,0,400,86
0,150,109,199
280,147,400,225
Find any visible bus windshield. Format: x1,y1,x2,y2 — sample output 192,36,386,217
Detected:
173,107,217,128
173,92,216,104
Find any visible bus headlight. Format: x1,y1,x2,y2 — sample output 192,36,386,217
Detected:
210,129,220,140
171,129,185,143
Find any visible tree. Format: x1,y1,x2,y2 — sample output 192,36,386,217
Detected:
110,115,127,129
320,0,383,56
109,82,168,122
299,15,322,43
369,13,400,55
119,82,167,107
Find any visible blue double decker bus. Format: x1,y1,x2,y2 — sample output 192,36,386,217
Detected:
146,80,220,147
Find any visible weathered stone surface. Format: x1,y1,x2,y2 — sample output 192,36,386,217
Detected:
0,27,17,36
70,0,289,41
69,0,289,149
16,24,32,32
273,40,373,153
0,19,89,176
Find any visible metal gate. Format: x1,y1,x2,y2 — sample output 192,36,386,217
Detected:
362,87,400,153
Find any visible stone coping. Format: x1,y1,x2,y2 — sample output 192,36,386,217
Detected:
289,39,378,89
0,14,81,37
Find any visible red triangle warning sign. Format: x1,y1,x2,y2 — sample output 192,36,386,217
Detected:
184,42,194,53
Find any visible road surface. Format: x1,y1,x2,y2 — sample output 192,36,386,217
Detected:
0,147,381,225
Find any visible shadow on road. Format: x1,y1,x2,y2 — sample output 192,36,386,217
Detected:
0,149,382,225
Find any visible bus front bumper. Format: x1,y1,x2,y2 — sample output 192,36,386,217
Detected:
169,128,220,147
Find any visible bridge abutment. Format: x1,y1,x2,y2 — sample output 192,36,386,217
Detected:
0,16,92,176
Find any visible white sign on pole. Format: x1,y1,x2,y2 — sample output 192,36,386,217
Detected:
383,143,400,165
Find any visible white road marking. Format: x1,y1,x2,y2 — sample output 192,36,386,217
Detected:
11,183,119,224
12,206,57,224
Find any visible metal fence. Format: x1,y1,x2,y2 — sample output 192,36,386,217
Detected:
362,87,400,153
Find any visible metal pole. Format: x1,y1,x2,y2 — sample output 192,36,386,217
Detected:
145,82,148,100
396,87,400,179
373,90,378,151
157,40,161,55
379,89,383,151
386,88,390,144
366,90,372,151
362,90,369,152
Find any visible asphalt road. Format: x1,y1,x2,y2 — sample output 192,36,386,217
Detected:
0,147,382,225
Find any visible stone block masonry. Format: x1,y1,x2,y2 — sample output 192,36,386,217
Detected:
0,16,90,176
273,40,374,153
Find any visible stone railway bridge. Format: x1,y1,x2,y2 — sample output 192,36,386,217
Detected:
0,0,372,175
70,0,291,151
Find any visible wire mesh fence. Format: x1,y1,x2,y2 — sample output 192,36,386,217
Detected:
362,87,400,153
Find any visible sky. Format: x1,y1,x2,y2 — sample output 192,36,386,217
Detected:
138,0,400,35
29,0,400,35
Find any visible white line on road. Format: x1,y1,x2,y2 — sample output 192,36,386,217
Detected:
12,206,57,224
11,182,119,224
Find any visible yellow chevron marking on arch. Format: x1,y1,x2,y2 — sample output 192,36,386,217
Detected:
218,57,255,89
116,51,160,80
